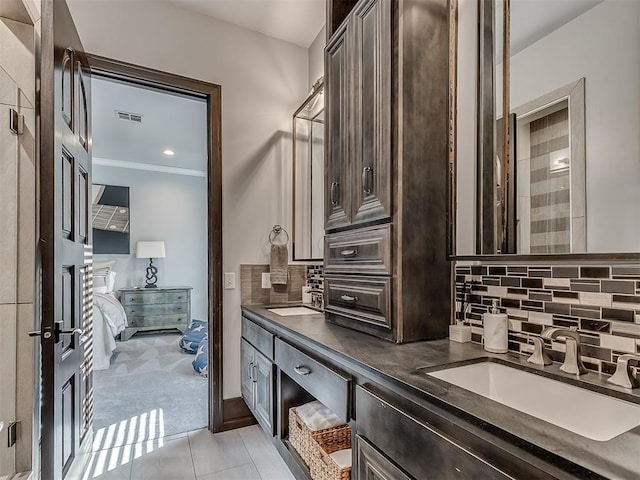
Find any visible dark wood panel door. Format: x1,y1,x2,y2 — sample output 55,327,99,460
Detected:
253,349,273,434
325,22,353,231
352,0,392,225
356,436,413,480
39,1,92,478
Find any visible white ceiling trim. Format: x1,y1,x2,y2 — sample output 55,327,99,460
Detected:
94,157,207,178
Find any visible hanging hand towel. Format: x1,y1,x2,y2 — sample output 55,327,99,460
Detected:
270,244,288,285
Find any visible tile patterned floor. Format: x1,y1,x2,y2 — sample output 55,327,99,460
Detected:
69,426,295,480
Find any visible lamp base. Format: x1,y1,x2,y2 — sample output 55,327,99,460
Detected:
145,258,159,288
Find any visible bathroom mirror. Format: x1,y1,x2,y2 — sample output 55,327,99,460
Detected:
292,82,324,261
454,0,640,257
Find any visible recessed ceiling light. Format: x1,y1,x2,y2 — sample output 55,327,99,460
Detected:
163,149,175,156
109,225,117,230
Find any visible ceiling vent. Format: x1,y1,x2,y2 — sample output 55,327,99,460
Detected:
115,110,143,123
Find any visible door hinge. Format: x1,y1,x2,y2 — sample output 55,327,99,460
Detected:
7,421,19,447
9,108,24,135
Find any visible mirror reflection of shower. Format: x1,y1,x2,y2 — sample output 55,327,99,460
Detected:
293,80,325,261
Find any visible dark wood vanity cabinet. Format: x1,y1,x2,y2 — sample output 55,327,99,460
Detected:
241,319,275,435
324,0,451,343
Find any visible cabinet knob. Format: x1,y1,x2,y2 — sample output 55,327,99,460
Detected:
294,365,311,376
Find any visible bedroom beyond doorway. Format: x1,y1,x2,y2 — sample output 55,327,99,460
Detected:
89,75,210,443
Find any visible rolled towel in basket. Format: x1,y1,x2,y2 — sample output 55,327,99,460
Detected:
296,400,345,431
270,243,288,285
329,449,352,469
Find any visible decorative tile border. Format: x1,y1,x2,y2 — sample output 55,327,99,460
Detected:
306,264,324,289
455,264,640,376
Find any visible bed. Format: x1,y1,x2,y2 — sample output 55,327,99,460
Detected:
92,262,128,371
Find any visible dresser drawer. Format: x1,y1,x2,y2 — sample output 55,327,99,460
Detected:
124,302,188,316
275,338,350,422
325,224,391,275
122,291,189,305
242,317,275,360
127,314,188,328
325,275,391,330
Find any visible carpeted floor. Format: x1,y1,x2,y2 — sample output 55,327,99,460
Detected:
92,332,208,440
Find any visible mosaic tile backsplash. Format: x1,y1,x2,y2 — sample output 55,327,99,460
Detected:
455,264,640,376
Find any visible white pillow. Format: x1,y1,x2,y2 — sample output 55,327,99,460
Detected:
106,271,117,292
93,260,116,275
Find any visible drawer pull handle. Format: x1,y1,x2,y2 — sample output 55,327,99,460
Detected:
330,182,339,206
340,295,358,303
294,365,311,376
340,249,358,257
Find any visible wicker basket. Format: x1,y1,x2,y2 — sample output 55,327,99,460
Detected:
288,407,351,474
308,432,351,480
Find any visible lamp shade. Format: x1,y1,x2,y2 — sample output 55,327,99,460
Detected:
136,241,166,259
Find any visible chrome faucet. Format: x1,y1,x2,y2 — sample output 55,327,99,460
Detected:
607,353,640,389
540,327,588,375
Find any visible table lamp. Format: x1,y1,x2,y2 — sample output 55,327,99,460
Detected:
136,241,166,288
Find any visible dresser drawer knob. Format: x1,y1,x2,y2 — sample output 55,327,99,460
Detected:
340,249,358,258
294,365,311,376
340,295,358,303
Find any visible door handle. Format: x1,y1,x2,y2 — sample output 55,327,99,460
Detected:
252,364,258,383
28,330,52,339
340,294,358,303
330,182,339,206
248,362,254,381
340,249,358,257
362,166,373,195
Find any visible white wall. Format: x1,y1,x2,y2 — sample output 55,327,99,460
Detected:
93,164,209,321
456,0,640,253
67,0,309,399
308,26,326,89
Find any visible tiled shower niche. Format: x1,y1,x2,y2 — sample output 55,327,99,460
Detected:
455,264,640,375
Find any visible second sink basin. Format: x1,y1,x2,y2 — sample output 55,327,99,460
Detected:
427,361,640,441
267,306,319,316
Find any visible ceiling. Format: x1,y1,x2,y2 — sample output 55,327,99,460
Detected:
167,0,325,47
91,76,208,172
496,0,603,57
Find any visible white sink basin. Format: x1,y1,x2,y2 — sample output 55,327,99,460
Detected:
267,306,319,316
427,362,640,441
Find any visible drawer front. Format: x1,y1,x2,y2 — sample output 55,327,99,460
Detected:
325,275,391,330
127,314,188,328
122,291,189,305
356,386,512,480
325,224,391,275
124,302,188,316
241,317,275,360
275,338,350,421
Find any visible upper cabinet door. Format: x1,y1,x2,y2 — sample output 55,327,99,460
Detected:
352,0,392,225
325,22,353,231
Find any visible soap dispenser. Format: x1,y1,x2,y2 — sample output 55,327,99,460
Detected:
483,299,508,353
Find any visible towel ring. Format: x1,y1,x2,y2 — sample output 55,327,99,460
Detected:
269,225,289,245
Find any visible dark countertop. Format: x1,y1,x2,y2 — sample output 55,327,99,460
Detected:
242,304,640,480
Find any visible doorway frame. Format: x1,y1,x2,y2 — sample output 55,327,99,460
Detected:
86,54,224,432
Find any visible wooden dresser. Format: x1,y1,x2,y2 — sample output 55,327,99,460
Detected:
119,286,192,341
